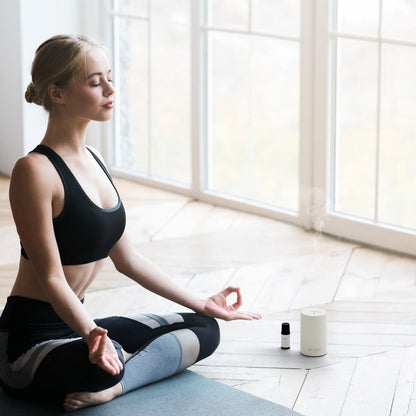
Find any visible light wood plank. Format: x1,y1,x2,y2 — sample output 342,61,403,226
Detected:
152,201,214,240
340,350,402,416
125,200,189,244
0,263,18,307
335,247,392,301
185,268,236,296
249,259,309,313
88,258,134,292
85,276,193,318
294,359,357,416
227,261,297,314
324,300,416,314
373,254,416,303
290,249,352,309
168,269,236,313
390,346,416,416
114,178,188,203
0,226,20,266
196,205,241,234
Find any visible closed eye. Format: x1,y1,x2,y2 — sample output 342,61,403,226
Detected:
90,79,113,87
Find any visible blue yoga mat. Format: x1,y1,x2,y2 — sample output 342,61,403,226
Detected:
0,370,303,416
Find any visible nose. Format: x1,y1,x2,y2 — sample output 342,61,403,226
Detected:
104,80,115,97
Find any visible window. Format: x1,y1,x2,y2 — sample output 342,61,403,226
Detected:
110,0,303,218
106,0,416,256
205,0,300,212
332,0,416,231
112,0,192,185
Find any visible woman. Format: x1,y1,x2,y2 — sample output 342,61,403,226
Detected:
0,34,260,411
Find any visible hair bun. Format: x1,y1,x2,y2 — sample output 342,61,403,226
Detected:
25,82,37,104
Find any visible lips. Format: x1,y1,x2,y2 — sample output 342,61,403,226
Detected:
103,101,114,109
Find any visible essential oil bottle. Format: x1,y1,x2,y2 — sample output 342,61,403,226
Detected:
281,322,290,349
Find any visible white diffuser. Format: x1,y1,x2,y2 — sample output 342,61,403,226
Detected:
300,308,327,357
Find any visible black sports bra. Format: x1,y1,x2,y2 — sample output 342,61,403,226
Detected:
20,145,126,265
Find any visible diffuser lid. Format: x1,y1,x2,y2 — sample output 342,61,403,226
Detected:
301,308,327,317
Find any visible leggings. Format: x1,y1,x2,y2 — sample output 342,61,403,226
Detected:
0,296,220,404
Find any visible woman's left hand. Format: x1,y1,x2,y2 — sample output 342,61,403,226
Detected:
203,286,262,321
88,327,123,376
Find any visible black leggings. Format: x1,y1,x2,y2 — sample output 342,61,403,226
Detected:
0,296,220,404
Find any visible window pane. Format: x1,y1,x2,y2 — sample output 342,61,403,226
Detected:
117,17,149,172
382,0,416,42
337,0,379,37
251,0,300,37
150,0,191,184
378,44,416,230
208,33,250,198
116,0,148,17
251,37,299,209
334,39,378,219
209,0,249,30
208,32,299,211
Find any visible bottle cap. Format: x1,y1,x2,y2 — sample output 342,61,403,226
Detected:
281,322,290,335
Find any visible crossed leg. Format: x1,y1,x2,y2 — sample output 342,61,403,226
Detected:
49,313,219,411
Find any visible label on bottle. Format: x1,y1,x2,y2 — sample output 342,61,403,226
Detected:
281,334,290,349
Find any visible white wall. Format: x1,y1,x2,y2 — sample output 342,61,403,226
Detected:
0,0,106,176
20,0,82,156
0,0,24,176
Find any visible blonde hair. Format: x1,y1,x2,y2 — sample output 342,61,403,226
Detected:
25,34,103,111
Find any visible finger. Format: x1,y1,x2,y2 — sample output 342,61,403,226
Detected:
106,360,119,375
112,356,123,373
231,287,243,310
91,335,107,364
220,286,243,310
102,361,117,376
231,310,262,321
90,327,108,342
105,357,122,375
246,312,262,320
99,356,115,375
233,312,254,321
109,355,123,373
234,310,262,319
92,327,108,336
89,327,107,351
221,286,240,297
90,334,102,354
97,333,109,356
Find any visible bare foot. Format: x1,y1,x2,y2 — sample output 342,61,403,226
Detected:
63,382,122,411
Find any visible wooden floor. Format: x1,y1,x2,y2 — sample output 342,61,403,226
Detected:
1,174,416,415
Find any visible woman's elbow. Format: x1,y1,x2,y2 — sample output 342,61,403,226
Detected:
109,251,132,276
109,234,135,276
113,258,131,276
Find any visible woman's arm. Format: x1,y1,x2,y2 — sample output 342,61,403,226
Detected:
9,156,122,375
109,231,261,321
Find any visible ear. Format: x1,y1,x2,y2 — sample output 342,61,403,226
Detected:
48,84,65,104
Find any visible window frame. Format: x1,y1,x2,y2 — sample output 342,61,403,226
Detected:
314,0,416,256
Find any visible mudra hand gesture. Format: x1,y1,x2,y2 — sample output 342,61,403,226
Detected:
88,327,123,376
204,286,261,321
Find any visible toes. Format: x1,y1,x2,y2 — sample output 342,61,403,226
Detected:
63,394,85,412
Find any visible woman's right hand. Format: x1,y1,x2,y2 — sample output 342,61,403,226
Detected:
87,327,123,376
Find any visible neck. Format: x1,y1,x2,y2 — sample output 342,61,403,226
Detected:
41,112,90,155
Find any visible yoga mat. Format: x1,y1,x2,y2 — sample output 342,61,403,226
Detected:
0,370,303,416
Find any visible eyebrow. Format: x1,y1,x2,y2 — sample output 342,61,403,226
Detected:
85,70,112,80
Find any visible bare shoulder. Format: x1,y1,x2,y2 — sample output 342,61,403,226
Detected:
9,153,57,204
